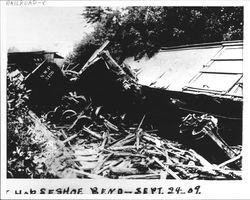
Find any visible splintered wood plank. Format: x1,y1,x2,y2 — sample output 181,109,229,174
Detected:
103,150,146,158
205,129,237,159
189,149,213,167
108,145,137,151
104,119,119,131
108,134,135,148
218,154,242,168
92,153,112,174
82,127,102,139
70,168,107,179
79,40,110,75
110,166,141,175
119,174,160,179
136,129,142,150
62,134,78,144
153,157,181,180
96,159,123,175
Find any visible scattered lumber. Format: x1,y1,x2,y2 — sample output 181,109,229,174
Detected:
7,61,242,180
28,93,242,180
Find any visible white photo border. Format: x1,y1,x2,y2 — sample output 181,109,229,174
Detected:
1,1,250,199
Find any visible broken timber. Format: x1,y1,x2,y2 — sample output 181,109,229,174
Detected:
11,42,242,173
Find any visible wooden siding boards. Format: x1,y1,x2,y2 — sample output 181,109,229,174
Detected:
125,40,243,99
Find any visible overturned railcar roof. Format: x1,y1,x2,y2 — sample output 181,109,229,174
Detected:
125,40,243,99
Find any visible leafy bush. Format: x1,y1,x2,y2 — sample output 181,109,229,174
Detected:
7,68,47,178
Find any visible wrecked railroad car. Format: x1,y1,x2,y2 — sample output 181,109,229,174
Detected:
7,41,243,164
123,40,243,144
72,41,242,163
8,51,71,112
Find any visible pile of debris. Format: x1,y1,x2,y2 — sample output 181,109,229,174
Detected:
7,43,242,180
28,92,241,180
8,45,242,180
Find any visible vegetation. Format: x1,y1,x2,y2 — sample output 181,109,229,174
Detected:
65,6,243,66
7,68,38,178
7,68,55,178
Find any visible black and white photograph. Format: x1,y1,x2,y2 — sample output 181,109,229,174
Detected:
1,0,250,199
